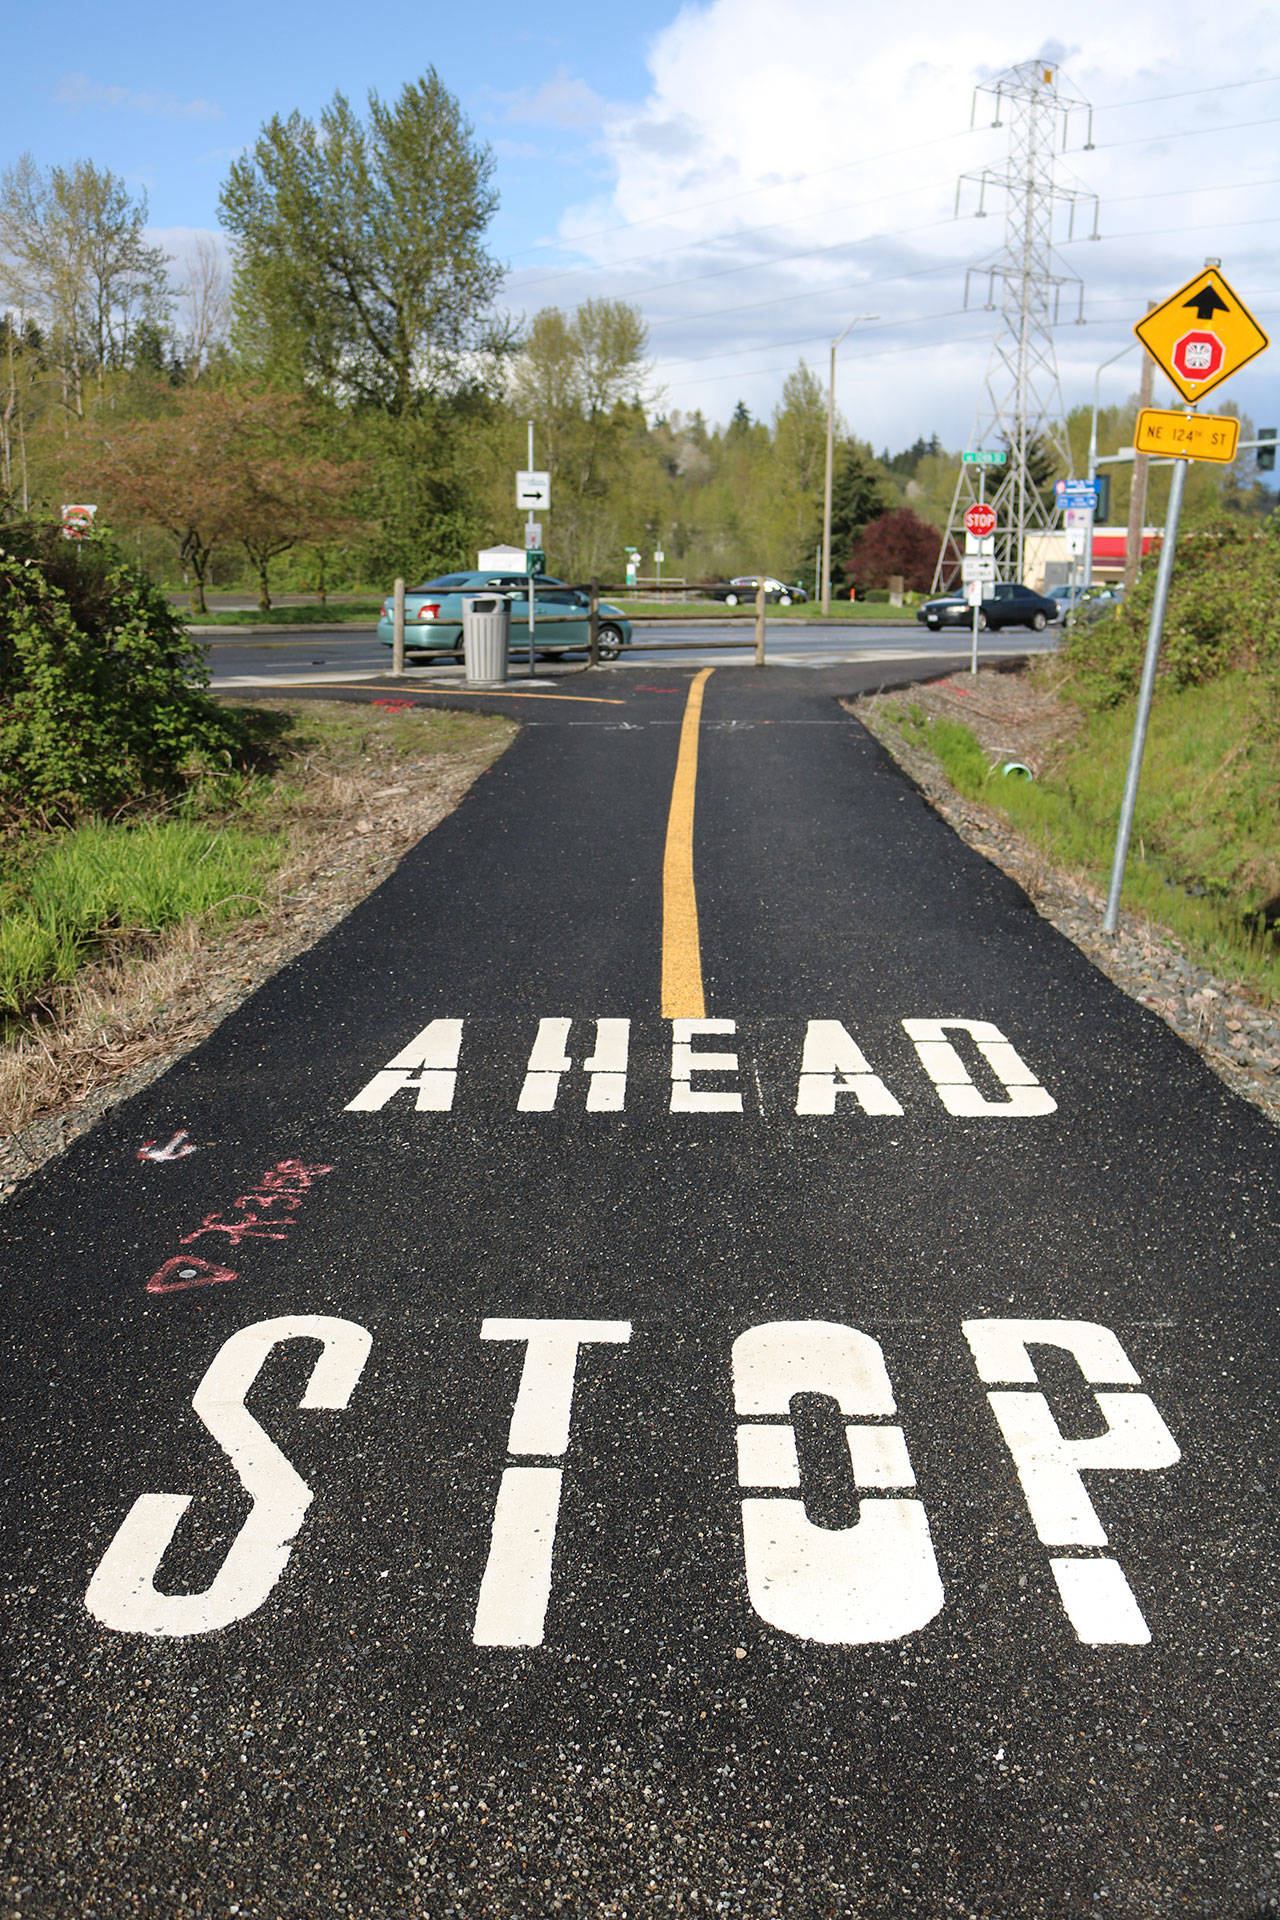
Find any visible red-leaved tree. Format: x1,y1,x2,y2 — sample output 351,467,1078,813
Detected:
846,508,942,593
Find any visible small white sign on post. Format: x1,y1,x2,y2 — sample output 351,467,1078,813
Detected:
961,556,996,584
516,471,551,509
1064,507,1093,530
966,580,985,606
1065,530,1087,556
964,532,995,556
524,522,543,549
61,503,97,541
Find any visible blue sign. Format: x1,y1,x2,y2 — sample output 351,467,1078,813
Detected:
1055,479,1099,510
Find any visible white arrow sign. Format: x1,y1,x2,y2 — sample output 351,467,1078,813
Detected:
516,470,551,509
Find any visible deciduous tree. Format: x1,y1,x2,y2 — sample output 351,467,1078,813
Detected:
511,300,651,574
846,507,942,593
220,73,503,413
71,385,366,612
0,154,170,417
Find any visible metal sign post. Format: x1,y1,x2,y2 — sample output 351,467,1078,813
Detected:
519,427,551,679
1102,453,1188,933
964,480,991,675
1104,265,1269,935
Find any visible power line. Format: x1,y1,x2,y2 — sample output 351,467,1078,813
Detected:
658,324,993,393
1104,171,1280,208
1078,111,1280,153
506,76,1280,265
510,175,945,293
657,306,981,369
511,164,1280,309
1094,72,1279,112
502,125,982,261
635,221,971,325
1063,210,1280,245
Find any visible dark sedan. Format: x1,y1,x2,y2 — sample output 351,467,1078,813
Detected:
916,582,1061,633
707,575,807,606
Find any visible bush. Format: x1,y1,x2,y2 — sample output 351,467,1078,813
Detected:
0,522,250,818
1065,519,1280,710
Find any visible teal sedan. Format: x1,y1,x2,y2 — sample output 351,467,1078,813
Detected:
378,571,632,660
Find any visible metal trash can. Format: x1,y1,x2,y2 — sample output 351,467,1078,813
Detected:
462,594,510,686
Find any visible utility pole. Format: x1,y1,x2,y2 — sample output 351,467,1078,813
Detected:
821,314,877,616
935,61,1098,592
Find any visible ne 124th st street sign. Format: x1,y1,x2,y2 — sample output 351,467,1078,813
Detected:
1135,267,1269,405
1133,409,1240,463
961,449,1007,465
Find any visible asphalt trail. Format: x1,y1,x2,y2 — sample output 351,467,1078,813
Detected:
1,666,1277,1918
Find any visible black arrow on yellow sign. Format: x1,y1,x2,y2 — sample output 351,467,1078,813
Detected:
1183,286,1230,322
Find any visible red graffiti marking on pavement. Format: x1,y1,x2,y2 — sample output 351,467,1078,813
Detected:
371,699,414,711
145,1160,333,1294
147,1254,239,1295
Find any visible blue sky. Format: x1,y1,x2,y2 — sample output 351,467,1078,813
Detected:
8,0,644,255
7,0,1280,459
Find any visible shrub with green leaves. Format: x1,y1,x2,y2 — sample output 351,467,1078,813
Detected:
0,521,249,817
1065,518,1280,710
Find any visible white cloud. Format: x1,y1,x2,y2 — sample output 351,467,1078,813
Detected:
501,1,1280,445
497,67,610,131
55,73,223,122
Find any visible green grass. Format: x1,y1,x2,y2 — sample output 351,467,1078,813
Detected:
0,820,278,1015
894,677,1280,998
617,598,920,622
185,599,386,626
0,700,512,1023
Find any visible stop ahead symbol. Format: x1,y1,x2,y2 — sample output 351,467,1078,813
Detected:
1171,330,1225,385
964,502,997,539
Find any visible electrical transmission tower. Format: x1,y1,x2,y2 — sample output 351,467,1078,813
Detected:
933,60,1098,591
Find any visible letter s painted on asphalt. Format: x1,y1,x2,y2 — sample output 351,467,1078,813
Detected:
85,1315,371,1638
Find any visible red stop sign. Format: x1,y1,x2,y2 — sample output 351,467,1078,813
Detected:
964,502,997,539
1171,330,1225,385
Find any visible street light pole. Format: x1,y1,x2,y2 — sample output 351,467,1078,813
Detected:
821,313,878,617
1086,343,1138,588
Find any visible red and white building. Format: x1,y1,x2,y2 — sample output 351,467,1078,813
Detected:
1024,527,1159,592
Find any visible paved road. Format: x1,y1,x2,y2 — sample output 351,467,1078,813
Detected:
2,665,1277,1917
201,621,1057,690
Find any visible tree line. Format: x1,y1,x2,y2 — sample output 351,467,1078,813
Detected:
1,70,1272,610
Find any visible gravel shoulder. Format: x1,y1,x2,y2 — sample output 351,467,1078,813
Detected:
852,667,1280,1128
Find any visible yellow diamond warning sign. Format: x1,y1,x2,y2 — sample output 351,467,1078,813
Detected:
1135,267,1269,404
1134,409,1240,463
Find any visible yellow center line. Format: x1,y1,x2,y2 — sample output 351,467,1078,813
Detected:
431,689,627,706
661,668,714,1020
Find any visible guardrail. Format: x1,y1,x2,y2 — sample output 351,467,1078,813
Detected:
577,579,768,667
